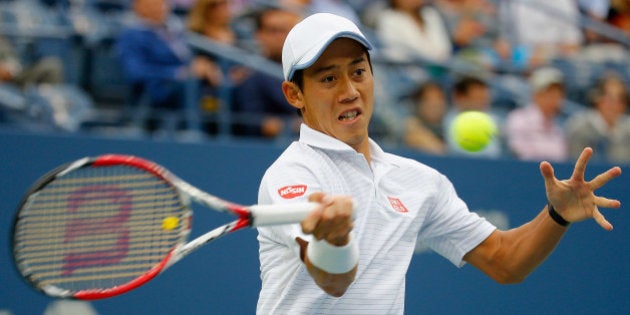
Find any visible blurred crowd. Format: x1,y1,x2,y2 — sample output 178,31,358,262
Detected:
1,0,629,164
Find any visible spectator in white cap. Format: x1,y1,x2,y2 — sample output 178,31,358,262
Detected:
505,67,569,162
256,13,623,314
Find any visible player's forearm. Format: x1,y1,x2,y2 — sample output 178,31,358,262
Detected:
305,260,357,297
303,236,359,296
492,207,569,283
466,206,569,284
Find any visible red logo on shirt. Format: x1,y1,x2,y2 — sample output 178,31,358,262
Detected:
278,185,307,199
388,197,409,213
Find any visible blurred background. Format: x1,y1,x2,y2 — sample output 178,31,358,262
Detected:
0,0,629,164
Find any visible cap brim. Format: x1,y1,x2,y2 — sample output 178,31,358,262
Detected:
286,32,372,81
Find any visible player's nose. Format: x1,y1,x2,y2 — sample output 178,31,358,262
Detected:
337,76,359,103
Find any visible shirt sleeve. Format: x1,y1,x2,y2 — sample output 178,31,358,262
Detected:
418,173,496,267
257,154,323,254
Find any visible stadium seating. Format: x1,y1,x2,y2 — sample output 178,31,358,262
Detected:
0,0,628,154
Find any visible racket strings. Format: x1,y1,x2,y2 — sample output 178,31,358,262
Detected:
24,186,178,212
14,165,189,293
16,209,180,241
28,252,168,282
16,236,179,259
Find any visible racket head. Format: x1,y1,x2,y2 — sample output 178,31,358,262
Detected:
11,155,191,300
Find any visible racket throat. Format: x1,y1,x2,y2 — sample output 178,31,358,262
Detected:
232,216,253,230
225,204,254,229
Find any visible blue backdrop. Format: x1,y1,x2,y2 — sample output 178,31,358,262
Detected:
1,131,628,314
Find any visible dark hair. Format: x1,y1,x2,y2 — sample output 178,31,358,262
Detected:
413,80,443,99
253,7,284,31
290,69,305,89
588,71,628,106
253,9,267,31
408,80,445,115
291,69,305,117
453,75,487,96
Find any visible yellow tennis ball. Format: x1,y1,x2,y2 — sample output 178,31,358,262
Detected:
162,216,179,230
450,111,497,152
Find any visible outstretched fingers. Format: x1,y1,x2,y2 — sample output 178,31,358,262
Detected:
592,207,613,231
589,166,622,190
594,195,622,209
570,147,593,182
539,161,557,188
540,149,622,229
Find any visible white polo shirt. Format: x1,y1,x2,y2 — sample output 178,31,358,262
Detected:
257,124,495,314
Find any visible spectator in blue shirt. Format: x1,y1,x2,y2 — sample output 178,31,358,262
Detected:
232,7,302,138
116,0,217,110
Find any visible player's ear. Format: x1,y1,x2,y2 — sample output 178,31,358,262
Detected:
282,81,304,110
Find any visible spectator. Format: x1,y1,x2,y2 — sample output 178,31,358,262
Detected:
566,71,630,164
607,0,630,36
171,0,196,15
187,0,248,120
116,0,215,117
435,0,512,71
579,0,611,20
444,75,503,158
578,0,628,64
497,0,583,70
403,80,448,155
188,0,238,45
232,7,302,138
578,0,611,43
280,0,361,24
505,67,569,162
375,0,452,63
0,36,64,88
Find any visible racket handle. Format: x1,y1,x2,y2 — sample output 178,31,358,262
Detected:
249,202,318,227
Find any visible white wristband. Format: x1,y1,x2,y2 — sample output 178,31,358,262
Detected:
306,236,359,274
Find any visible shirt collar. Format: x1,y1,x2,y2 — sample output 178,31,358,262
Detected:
298,124,390,165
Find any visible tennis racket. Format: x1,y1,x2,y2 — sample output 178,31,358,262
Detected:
12,154,316,300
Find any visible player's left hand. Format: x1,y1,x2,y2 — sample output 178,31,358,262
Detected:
539,147,622,230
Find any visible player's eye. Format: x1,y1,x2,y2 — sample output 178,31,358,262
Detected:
321,75,336,83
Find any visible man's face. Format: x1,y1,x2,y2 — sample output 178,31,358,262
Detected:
462,84,490,111
203,0,230,25
596,79,628,125
135,0,169,25
257,10,300,62
295,38,374,151
534,84,565,118
417,85,446,124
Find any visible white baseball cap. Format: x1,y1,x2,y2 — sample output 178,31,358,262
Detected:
529,67,564,93
282,13,373,81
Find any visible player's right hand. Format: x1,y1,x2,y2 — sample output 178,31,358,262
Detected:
301,192,354,246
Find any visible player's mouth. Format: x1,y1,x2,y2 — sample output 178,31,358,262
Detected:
338,109,361,122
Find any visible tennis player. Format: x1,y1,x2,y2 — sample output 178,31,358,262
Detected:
256,13,622,314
